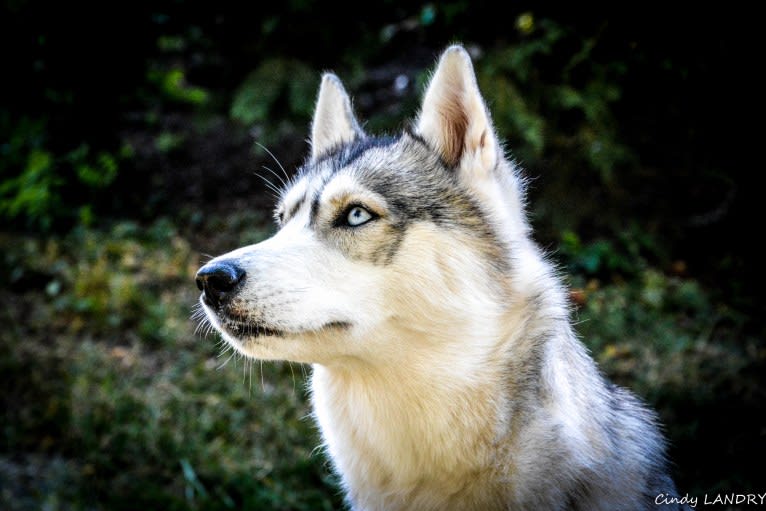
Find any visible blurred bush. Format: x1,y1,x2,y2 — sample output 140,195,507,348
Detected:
230,59,316,144
0,115,115,230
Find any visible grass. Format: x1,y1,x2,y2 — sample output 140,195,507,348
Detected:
0,220,340,510
1,216,762,509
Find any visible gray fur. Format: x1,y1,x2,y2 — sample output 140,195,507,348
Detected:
290,132,507,267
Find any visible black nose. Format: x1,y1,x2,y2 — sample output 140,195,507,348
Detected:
195,260,245,307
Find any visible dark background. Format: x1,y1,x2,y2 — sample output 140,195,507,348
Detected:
1,2,762,509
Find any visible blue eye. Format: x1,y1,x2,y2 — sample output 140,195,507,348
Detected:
346,206,373,227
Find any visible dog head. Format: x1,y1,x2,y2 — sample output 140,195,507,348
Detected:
196,46,529,365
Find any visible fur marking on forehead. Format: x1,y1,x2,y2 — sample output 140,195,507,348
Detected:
314,135,401,172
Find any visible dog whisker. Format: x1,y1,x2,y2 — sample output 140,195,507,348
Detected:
217,349,238,370
252,172,282,199
255,141,291,185
259,359,265,393
288,361,297,394
261,164,288,190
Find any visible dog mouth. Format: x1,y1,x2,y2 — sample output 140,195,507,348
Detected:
219,317,352,340
198,296,353,341
223,320,284,338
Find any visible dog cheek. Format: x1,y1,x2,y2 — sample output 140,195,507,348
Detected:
352,225,408,266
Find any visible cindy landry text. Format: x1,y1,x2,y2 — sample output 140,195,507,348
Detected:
656,493,766,507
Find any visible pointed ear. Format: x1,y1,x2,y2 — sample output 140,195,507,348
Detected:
310,73,365,160
415,46,498,171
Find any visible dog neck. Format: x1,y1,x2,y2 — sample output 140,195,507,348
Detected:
309,297,544,501
308,245,606,508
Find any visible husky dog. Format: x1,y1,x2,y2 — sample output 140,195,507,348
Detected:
196,45,682,510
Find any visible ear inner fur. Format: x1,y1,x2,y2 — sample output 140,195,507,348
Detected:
438,79,470,167
416,45,497,172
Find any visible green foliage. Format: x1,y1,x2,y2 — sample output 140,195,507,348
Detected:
575,267,751,412
149,67,210,106
155,131,187,154
559,223,718,363
230,59,316,144
576,270,714,355
0,116,126,231
478,17,633,181
559,226,664,277
1,116,56,230
70,145,119,188
0,149,59,230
